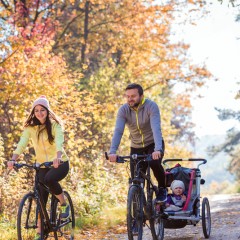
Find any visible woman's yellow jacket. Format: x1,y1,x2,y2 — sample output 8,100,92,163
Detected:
13,122,68,163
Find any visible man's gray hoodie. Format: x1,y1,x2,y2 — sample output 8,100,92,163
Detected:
109,98,163,154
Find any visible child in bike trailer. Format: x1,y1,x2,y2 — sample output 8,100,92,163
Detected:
165,180,187,211
7,96,70,240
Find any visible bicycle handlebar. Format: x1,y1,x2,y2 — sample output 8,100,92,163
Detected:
13,161,57,170
105,152,152,163
162,158,207,165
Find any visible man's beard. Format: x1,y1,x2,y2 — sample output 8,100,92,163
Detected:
128,100,140,108
133,102,140,107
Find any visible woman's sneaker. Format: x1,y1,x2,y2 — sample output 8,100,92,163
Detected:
60,204,70,219
34,233,41,240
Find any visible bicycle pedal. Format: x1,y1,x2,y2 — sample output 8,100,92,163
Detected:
60,218,69,223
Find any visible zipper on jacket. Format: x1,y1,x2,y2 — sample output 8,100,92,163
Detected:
41,131,48,162
135,108,145,148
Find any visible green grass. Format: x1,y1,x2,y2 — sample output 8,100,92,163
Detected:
0,218,17,240
0,206,127,239
75,205,126,230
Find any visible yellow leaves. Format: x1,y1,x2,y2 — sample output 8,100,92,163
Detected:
168,58,181,70
195,67,212,77
80,125,87,131
82,64,88,70
69,0,76,5
175,94,192,108
159,4,174,12
7,133,12,138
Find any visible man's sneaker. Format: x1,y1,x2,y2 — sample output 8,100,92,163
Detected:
156,187,167,203
60,203,70,219
34,233,41,240
132,223,138,236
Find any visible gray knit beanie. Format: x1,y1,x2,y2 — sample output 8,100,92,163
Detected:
32,96,50,110
170,180,185,191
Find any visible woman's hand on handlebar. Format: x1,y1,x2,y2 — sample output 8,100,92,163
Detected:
152,151,162,160
109,154,117,162
7,160,15,170
53,158,62,168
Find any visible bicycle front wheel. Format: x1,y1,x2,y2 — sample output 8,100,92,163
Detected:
127,185,144,240
149,189,164,240
17,192,44,240
51,190,75,239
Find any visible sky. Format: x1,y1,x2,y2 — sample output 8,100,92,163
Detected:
181,1,240,137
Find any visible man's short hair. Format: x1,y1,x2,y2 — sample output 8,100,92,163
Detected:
125,83,143,96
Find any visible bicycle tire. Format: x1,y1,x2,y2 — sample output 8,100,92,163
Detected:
17,192,44,240
202,197,211,238
51,190,75,239
149,189,164,240
127,185,144,240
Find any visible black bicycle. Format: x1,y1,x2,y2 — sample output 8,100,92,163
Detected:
14,161,75,240
105,153,165,240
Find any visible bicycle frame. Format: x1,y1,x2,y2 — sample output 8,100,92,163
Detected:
131,159,158,212
33,170,58,235
15,162,71,238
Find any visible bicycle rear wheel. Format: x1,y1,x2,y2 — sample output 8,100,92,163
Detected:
127,185,144,240
149,189,164,240
17,192,44,240
51,191,75,239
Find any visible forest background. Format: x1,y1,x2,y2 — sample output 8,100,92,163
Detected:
0,0,239,237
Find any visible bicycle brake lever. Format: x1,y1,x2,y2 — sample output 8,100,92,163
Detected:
43,162,53,168
13,163,22,172
105,152,109,160
146,155,152,161
116,156,125,163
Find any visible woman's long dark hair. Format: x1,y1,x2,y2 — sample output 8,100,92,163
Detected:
24,105,62,144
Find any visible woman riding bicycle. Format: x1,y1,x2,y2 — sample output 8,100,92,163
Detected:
7,96,70,240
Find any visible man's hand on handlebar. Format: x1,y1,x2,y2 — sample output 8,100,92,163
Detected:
152,151,162,160
108,154,117,162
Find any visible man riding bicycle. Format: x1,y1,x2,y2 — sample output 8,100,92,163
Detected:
108,83,167,202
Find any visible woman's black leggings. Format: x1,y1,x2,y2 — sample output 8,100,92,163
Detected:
38,161,69,206
130,143,165,188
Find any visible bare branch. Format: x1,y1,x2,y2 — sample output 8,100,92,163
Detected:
0,48,19,65
54,12,85,48
0,0,11,12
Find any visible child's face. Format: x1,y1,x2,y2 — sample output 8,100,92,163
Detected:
173,187,183,195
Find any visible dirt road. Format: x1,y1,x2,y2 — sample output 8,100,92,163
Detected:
112,194,240,240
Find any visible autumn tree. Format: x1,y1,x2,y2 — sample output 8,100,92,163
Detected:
0,0,215,224
0,33,129,218
1,0,212,145
209,107,240,181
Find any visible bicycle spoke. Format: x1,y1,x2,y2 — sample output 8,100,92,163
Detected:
51,191,75,240
127,186,143,240
149,190,164,240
